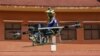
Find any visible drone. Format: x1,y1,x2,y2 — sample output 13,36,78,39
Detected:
12,7,81,46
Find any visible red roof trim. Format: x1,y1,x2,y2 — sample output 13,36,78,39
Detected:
0,0,100,7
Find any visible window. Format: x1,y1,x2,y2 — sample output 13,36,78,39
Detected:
60,22,77,40
84,24,100,40
5,23,21,40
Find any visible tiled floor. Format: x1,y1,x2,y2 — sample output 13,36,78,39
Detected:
0,41,100,56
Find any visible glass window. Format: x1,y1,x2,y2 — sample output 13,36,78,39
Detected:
5,23,12,29
5,23,21,40
60,22,77,40
13,24,21,29
84,24,100,40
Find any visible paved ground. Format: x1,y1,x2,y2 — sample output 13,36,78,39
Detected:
0,41,100,56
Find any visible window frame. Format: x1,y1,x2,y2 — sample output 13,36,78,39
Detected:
84,23,100,40
60,22,77,40
5,23,22,40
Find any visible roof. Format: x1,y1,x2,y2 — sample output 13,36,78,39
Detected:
0,0,100,7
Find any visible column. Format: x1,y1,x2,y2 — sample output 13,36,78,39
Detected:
21,20,29,41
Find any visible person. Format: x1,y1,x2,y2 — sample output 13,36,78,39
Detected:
45,7,59,44
46,7,58,27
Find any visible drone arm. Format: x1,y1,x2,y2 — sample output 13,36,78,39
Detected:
64,23,81,28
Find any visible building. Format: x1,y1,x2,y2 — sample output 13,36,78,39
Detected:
0,0,100,43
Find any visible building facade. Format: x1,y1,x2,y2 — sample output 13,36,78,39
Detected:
0,0,100,43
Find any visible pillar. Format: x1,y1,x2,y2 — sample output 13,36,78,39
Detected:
0,20,5,40
77,21,84,43
21,20,30,41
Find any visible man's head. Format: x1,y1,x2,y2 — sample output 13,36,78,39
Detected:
46,7,55,21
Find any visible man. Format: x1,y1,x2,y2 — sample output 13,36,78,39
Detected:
45,7,59,45
46,7,58,27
